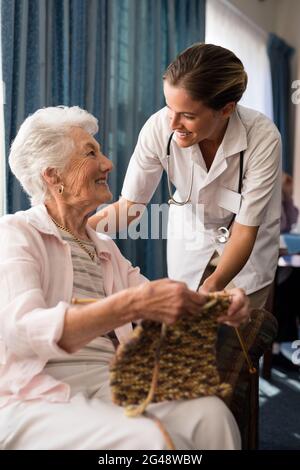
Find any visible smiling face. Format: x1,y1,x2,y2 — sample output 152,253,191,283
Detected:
163,81,231,148
60,126,113,211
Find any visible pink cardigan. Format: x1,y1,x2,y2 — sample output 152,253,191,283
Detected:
0,205,147,407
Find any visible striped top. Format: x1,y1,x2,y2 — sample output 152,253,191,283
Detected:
57,229,118,352
60,231,105,301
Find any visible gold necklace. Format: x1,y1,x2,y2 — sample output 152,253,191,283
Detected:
50,216,96,262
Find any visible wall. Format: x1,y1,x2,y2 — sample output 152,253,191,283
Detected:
228,0,277,33
228,0,300,206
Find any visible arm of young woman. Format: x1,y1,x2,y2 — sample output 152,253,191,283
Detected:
88,197,145,233
201,222,259,292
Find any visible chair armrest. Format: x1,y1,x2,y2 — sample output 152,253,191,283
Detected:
216,309,278,447
216,308,278,392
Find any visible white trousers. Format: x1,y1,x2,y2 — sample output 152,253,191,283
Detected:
0,346,241,450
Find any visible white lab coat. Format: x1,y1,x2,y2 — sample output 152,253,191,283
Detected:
121,105,282,294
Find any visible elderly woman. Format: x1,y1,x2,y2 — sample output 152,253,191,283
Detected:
0,106,249,450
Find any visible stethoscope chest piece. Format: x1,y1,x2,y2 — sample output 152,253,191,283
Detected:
165,132,244,244
215,226,230,244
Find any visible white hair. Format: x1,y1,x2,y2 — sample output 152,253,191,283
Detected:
9,106,99,206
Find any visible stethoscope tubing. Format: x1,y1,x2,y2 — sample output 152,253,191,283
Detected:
166,132,194,206
165,132,244,243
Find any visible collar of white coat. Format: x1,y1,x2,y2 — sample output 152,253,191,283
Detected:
189,106,248,187
191,105,247,163
221,105,248,157
25,204,112,261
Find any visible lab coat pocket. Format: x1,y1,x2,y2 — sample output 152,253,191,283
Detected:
217,187,241,215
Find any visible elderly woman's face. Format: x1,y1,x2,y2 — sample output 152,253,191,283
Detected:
61,127,113,209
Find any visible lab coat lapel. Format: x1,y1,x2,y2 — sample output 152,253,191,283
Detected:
197,107,247,191
191,146,209,177
202,157,228,187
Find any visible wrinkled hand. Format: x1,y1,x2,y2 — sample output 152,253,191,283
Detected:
215,287,250,328
134,278,207,325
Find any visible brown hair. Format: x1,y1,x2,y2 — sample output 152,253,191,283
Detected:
163,43,248,110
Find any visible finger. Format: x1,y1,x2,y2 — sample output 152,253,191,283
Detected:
223,321,240,328
218,315,244,324
197,286,210,295
178,289,208,309
227,304,243,316
189,302,206,315
218,304,248,320
217,311,249,326
227,295,248,316
190,290,208,305
217,315,246,327
187,294,210,315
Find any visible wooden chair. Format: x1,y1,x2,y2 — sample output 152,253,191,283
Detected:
216,309,278,449
261,281,276,380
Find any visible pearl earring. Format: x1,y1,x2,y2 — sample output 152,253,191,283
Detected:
58,184,64,195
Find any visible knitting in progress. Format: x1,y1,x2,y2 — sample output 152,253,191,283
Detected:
110,292,233,417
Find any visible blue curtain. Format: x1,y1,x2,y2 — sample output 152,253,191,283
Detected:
1,0,205,279
267,33,294,174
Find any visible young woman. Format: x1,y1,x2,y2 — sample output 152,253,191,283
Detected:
90,43,281,309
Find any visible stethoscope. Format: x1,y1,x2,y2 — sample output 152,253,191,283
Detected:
166,131,244,243
166,132,194,206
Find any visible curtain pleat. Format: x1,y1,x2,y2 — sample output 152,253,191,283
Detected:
267,33,294,174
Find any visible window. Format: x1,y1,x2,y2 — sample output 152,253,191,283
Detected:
206,0,273,120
